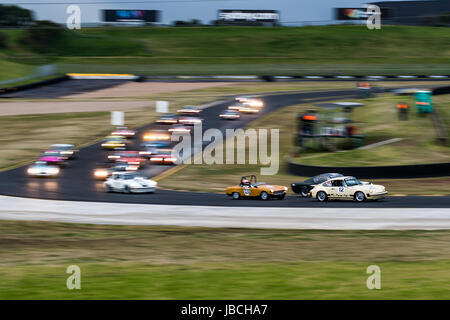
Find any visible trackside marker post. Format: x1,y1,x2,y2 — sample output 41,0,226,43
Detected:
111,111,124,126
156,101,169,113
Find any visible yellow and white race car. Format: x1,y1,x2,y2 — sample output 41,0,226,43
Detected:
309,176,387,202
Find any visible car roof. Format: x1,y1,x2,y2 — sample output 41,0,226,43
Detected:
51,144,74,147
327,176,355,180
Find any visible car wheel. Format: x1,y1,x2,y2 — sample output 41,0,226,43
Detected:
317,191,328,202
260,191,269,200
232,192,241,200
354,191,366,202
300,186,309,197
105,185,112,193
123,185,131,194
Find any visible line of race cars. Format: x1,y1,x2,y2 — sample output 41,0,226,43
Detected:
26,144,79,177
226,173,388,202
25,97,387,201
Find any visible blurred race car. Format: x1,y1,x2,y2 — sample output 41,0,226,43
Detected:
93,162,137,180
111,126,136,138
101,135,128,150
168,124,191,134
50,144,78,159
149,149,178,165
235,96,252,103
27,161,60,177
310,176,388,202
177,105,202,115
228,102,246,111
139,141,171,158
107,151,147,167
239,106,260,114
156,113,178,124
219,110,241,120
178,116,203,125
226,175,288,200
104,172,157,193
39,150,68,165
143,129,171,141
291,173,343,197
244,99,264,108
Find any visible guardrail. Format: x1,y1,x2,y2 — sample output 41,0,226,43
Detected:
144,75,450,82
286,159,450,179
0,75,69,96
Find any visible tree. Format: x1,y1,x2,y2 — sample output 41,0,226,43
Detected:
20,20,63,53
0,4,33,26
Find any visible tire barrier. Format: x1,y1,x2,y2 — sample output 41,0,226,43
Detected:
286,159,450,179
0,75,69,96
142,75,450,82
433,86,450,96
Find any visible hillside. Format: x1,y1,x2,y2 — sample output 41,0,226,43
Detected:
0,25,449,78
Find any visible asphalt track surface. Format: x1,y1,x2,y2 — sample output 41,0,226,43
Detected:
1,79,128,99
1,84,450,208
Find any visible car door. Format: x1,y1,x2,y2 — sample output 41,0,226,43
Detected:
343,179,357,200
331,179,345,199
111,175,122,191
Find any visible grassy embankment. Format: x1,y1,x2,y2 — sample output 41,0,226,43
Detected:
0,221,449,299
158,92,450,195
0,25,449,79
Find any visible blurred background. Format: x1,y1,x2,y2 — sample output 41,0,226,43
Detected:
0,0,449,300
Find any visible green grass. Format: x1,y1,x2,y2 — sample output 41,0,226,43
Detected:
3,261,450,299
1,221,449,299
295,94,450,166
0,59,33,82
0,25,450,78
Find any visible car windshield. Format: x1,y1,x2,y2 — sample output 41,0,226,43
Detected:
253,182,266,186
313,175,328,184
157,150,173,155
52,145,71,150
43,151,59,157
345,177,362,186
119,152,139,157
124,174,140,180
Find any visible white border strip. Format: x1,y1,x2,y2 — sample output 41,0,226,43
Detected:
1,196,449,230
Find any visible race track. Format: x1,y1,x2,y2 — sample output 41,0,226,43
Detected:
1,84,449,211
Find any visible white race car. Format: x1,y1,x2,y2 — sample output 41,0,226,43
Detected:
27,161,60,177
104,172,157,193
310,176,387,202
50,144,78,159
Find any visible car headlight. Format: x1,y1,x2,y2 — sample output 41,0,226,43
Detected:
27,168,39,174
284,187,288,191
94,170,108,178
48,167,60,175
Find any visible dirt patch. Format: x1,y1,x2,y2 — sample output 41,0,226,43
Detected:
63,81,235,99
0,101,154,116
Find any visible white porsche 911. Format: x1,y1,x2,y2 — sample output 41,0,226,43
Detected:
310,176,387,202
104,172,157,193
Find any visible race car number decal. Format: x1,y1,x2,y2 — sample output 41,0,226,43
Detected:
244,188,250,196
338,187,344,193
